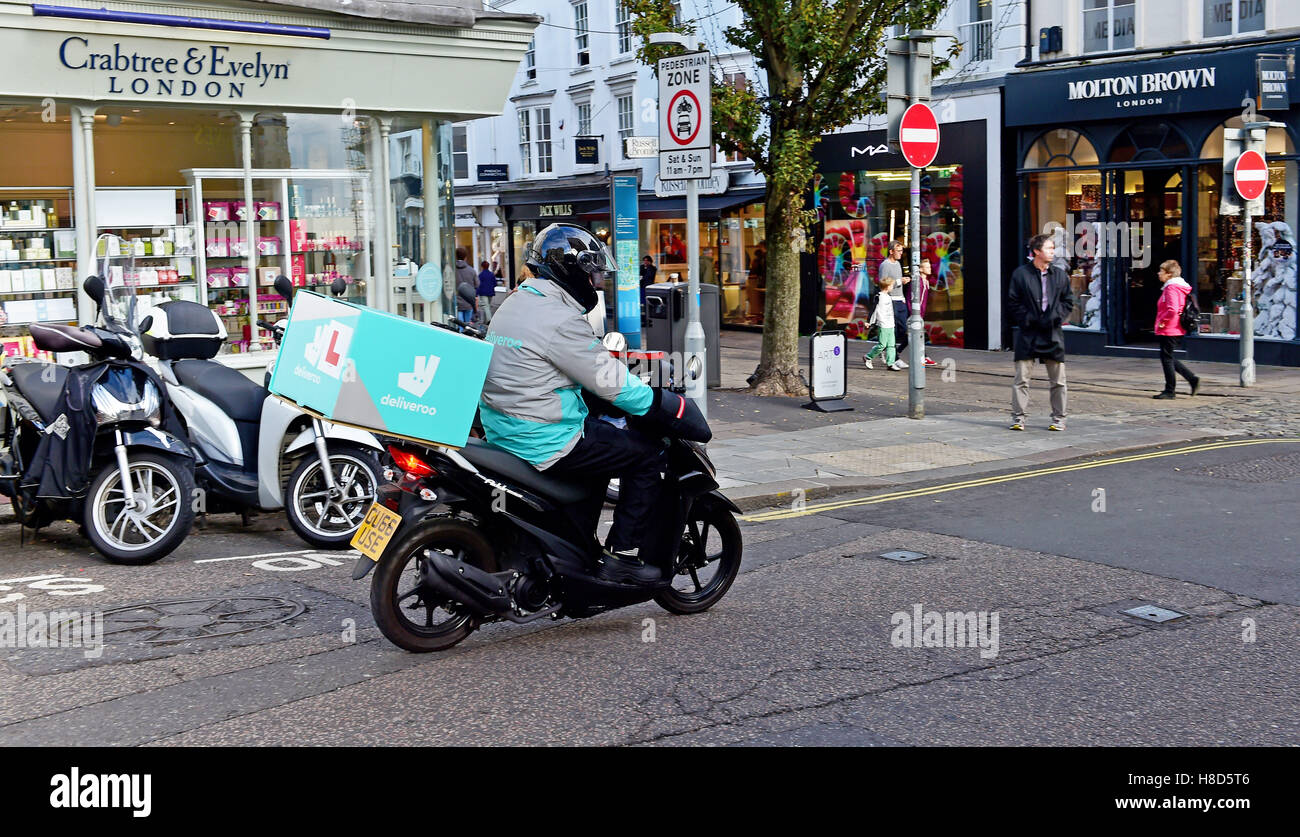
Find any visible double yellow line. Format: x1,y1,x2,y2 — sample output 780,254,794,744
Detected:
742,437,1300,523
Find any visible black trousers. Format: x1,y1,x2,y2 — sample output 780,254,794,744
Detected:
893,300,909,351
547,418,665,553
1158,335,1196,393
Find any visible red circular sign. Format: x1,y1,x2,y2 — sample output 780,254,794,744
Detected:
667,90,702,146
899,103,940,168
1234,149,1268,201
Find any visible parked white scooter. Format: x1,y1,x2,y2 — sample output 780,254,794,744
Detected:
142,276,384,547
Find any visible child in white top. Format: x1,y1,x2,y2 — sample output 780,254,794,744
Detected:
863,277,903,370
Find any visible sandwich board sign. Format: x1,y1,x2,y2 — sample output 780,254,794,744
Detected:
803,331,852,413
658,50,712,180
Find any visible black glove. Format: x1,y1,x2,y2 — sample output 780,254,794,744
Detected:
639,388,712,443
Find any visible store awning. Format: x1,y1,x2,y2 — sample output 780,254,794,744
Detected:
637,188,765,219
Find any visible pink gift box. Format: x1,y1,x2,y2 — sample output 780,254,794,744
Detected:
229,266,249,286
257,236,281,256
256,201,281,221
207,268,230,288
204,201,231,222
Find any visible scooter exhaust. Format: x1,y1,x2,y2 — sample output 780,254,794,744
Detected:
418,549,514,617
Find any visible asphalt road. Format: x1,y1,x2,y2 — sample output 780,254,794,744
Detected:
0,438,1296,746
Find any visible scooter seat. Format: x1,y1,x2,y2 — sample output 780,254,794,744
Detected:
461,438,598,505
8,362,69,424
171,359,266,423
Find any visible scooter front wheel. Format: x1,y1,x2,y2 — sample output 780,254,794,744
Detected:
654,496,743,615
84,451,195,565
284,445,381,549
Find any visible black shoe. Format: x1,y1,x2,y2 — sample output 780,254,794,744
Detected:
1153,391,1176,400
596,549,662,585
1189,377,1201,397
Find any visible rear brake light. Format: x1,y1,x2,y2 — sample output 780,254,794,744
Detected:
387,445,436,478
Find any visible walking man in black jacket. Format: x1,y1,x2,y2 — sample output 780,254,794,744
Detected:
1008,233,1075,431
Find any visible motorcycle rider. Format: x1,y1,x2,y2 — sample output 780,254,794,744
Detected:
479,224,669,585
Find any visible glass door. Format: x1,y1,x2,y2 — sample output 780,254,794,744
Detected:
1117,167,1183,344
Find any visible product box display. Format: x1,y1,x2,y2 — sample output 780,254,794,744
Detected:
269,291,493,448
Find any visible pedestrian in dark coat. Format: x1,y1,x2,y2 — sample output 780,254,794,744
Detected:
1007,233,1075,431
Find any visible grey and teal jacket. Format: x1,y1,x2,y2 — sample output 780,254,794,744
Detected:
479,277,654,469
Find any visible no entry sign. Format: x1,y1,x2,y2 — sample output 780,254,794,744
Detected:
899,103,940,168
1234,149,1268,201
658,50,712,180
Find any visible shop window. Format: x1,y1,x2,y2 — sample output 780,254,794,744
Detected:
1199,117,1295,159
250,113,367,171
1025,168,1105,331
616,4,634,55
1204,0,1266,38
96,107,240,186
1083,1,1135,54
814,167,967,345
1195,159,1297,341
617,95,635,159
1022,129,1099,169
0,102,75,187
452,125,469,181
1108,122,1191,163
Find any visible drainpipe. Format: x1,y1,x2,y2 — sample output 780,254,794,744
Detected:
1023,0,1034,64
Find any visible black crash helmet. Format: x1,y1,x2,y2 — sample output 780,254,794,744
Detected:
523,223,613,313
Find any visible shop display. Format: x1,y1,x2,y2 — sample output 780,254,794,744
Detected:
189,171,370,354
0,188,78,358
1252,221,1298,342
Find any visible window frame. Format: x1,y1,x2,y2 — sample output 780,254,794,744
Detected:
1081,1,1136,55
617,93,635,159
576,101,592,138
535,106,553,174
518,108,532,176
1202,0,1267,38
452,124,469,181
574,2,590,66
616,4,634,56
524,37,536,81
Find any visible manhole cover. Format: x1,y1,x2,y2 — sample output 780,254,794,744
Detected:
97,596,305,645
1121,604,1186,623
879,550,928,563
1193,451,1300,483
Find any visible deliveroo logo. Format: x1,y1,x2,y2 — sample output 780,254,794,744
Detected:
397,354,441,398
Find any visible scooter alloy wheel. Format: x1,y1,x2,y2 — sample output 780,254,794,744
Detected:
370,518,495,653
84,451,195,565
285,446,381,548
654,496,742,615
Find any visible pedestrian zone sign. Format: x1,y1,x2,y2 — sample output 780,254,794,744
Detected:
658,50,712,180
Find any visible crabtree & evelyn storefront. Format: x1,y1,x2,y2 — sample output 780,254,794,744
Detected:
0,0,534,370
1007,38,1300,366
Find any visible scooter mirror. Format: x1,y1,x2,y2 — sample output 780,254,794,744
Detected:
330,277,347,297
138,315,154,334
83,275,106,306
273,275,294,301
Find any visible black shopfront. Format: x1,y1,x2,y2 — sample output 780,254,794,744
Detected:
811,120,990,350
1006,39,1300,366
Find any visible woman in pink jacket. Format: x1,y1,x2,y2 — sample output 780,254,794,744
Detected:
1153,260,1201,399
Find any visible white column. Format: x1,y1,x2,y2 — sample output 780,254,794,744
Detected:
238,112,258,348
73,105,97,325
422,118,444,321
369,116,394,313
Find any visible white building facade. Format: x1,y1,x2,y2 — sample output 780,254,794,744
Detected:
447,0,769,327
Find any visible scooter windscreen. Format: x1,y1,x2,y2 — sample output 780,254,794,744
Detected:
94,233,139,333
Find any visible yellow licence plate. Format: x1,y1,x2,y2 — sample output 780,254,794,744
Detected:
351,503,402,562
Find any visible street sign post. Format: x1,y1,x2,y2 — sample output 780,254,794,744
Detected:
1234,145,1270,387
898,103,940,168
658,47,712,417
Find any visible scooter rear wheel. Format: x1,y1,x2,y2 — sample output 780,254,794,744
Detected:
370,518,493,653
654,497,742,615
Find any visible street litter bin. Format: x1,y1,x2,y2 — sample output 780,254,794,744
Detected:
643,281,721,388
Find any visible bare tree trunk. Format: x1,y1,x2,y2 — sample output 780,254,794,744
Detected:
749,189,806,396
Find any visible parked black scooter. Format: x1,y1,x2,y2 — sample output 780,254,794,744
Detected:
351,343,742,653
0,238,196,564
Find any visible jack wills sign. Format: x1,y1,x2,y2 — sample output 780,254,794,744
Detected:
1006,41,1297,126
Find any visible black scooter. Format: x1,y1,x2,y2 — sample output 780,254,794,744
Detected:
351,354,742,653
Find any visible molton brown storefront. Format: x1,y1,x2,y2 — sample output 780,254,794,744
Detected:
1007,38,1300,366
